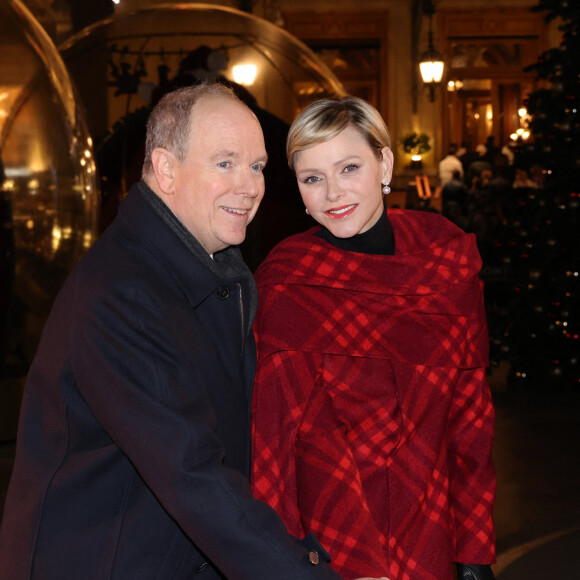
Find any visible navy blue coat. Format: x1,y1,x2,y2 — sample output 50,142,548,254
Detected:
0,183,341,579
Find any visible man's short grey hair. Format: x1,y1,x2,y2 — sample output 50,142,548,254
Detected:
142,82,240,179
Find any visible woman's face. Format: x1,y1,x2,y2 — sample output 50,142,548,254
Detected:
294,126,393,238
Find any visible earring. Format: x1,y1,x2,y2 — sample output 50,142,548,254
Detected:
382,180,391,195
305,208,310,215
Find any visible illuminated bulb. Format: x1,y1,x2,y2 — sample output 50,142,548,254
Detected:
233,64,258,86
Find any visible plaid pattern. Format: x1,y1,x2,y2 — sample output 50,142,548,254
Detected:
252,210,496,580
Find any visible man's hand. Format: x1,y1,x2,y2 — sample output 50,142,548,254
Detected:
455,563,495,579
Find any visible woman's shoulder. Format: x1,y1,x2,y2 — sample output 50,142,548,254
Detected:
256,228,320,272
390,208,475,245
387,208,481,272
388,207,461,230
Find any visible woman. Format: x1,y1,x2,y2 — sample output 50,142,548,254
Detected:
251,97,496,580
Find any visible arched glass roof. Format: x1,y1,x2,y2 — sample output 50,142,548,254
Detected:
0,0,99,394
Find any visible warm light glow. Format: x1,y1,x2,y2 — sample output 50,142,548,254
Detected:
510,132,518,141
1,179,15,191
232,64,257,86
411,155,422,162
518,107,528,117
83,231,94,248
447,79,464,92
52,225,62,252
420,60,444,84
0,91,8,120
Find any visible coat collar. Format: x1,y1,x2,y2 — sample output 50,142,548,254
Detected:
117,181,253,310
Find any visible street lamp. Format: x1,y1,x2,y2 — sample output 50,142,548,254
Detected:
419,0,444,102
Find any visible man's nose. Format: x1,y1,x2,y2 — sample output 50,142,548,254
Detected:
237,167,261,197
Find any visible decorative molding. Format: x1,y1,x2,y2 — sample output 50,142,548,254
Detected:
441,8,543,39
282,10,389,118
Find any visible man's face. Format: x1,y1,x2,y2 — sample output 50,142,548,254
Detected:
169,95,267,254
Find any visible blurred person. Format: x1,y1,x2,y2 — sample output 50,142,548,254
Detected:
251,96,497,580
455,140,468,159
529,163,546,189
438,143,464,187
442,168,469,228
466,145,493,188
458,142,478,175
512,167,538,189
0,83,372,580
501,142,515,165
483,136,499,163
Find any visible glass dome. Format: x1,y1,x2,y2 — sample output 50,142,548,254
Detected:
59,4,346,270
0,0,99,434
60,3,345,127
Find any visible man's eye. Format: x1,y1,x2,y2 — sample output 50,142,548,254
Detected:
344,164,359,173
251,163,264,172
218,161,232,169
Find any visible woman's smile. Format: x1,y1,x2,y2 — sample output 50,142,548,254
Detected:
326,204,358,218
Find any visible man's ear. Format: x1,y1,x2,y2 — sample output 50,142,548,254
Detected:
151,147,176,195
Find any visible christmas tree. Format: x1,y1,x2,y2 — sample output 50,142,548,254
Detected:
521,0,580,192
484,0,579,389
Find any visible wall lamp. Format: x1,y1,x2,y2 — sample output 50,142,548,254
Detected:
419,0,444,102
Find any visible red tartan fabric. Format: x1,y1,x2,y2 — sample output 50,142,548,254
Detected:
251,209,496,580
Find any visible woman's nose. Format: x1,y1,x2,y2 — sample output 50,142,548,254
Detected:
325,178,345,202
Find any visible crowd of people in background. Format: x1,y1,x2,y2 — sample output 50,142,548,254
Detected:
437,137,544,261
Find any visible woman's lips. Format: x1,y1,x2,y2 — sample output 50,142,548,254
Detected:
325,204,357,219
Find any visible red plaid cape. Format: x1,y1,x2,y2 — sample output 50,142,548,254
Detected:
251,209,496,580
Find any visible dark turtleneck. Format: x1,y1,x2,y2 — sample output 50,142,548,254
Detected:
316,200,395,255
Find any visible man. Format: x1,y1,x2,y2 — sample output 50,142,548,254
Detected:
441,169,469,228
438,143,464,187
466,144,493,186
0,84,363,579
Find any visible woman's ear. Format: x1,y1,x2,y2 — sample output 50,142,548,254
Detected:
380,146,394,184
151,147,176,195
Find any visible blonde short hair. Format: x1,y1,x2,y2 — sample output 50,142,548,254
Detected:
286,96,392,170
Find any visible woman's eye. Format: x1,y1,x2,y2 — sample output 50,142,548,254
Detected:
303,175,320,184
343,164,359,173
